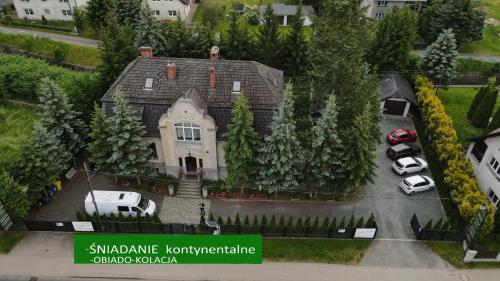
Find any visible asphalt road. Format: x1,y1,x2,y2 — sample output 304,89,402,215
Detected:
413,49,500,63
0,26,98,48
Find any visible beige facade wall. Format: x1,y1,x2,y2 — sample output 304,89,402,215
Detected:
157,96,218,180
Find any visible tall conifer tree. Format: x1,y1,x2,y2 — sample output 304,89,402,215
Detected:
89,104,112,171
422,29,458,90
258,4,280,67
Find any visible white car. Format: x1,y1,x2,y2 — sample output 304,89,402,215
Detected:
392,157,428,175
399,175,435,195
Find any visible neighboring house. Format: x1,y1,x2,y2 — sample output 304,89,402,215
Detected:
362,0,426,20
13,0,88,21
101,46,284,180
466,129,500,209
0,0,13,8
380,75,417,117
148,0,191,21
13,0,190,21
258,3,314,26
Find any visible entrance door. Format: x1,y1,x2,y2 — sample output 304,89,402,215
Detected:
185,156,197,173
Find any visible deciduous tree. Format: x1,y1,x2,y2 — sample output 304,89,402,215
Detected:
0,170,30,219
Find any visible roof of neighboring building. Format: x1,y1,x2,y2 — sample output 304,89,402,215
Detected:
468,128,500,142
179,0,190,5
259,3,315,16
101,56,284,139
380,75,417,105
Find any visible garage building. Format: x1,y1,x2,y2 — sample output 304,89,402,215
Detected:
380,75,417,117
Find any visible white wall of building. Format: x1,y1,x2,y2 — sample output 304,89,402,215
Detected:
147,0,190,21
466,136,500,209
362,0,426,20
13,0,87,21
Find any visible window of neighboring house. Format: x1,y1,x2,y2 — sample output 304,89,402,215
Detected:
168,10,177,17
62,10,72,16
24,8,34,15
487,188,499,207
199,159,203,168
175,123,201,142
59,0,69,2
471,140,488,163
178,157,183,167
145,78,153,90
153,0,160,1
149,143,158,160
117,206,129,212
375,13,384,20
488,156,500,178
44,9,50,14
377,1,388,6
151,10,160,16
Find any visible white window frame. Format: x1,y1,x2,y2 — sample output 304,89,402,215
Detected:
487,188,499,207
377,1,388,6
175,123,201,142
488,156,500,179
24,8,34,15
168,10,177,17
44,9,50,14
375,13,384,20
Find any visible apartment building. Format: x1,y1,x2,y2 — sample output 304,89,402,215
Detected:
362,0,426,20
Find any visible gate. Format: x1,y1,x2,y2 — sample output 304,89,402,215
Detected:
410,214,422,239
24,220,75,232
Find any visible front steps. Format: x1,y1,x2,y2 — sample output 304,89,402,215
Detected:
176,178,201,199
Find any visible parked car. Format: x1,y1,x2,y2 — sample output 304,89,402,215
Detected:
84,191,156,217
399,175,435,195
386,129,417,145
392,157,428,175
386,143,422,160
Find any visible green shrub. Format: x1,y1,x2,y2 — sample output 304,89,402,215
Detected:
347,214,355,228
322,217,329,228
261,214,268,226
433,218,443,229
424,219,433,230
269,214,276,226
278,215,285,226
253,215,258,226
41,15,48,25
209,213,214,221
312,216,319,227
226,216,233,225
296,217,303,227
365,214,375,228
234,214,241,225
330,217,337,229
217,216,224,225
355,216,364,228
286,216,293,227
338,216,346,228
243,214,250,225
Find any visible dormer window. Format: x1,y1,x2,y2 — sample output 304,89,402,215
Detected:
232,81,241,94
145,78,153,90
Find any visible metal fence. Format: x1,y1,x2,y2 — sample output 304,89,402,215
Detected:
410,214,464,241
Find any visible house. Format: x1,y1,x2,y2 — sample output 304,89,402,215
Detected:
0,0,13,8
13,0,190,21
362,0,426,20
379,75,417,117
13,0,88,21
259,3,314,26
148,0,191,21
101,46,284,180
466,129,500,209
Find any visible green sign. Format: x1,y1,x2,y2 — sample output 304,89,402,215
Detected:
74,234,262,264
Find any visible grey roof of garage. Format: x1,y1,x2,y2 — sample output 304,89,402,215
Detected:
380,75,417,105
101,57,284,140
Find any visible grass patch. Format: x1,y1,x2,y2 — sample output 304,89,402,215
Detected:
0,33,101,67
0,232,25,254
424,241,500,268
263,238,372,264
438,87,500,143
460,25,500,56
0,103,38,166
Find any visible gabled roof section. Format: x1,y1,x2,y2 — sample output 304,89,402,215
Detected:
259,3,315,16
380,75,417,105
101,57,284,110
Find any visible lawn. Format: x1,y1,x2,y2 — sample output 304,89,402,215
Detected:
0,232,25,254
438,87,500,143
0,103,38,166
425,241,500,268
0,33,101,67
460,0,500,56
263,238,372,264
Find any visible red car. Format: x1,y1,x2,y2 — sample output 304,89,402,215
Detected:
386,129,417,145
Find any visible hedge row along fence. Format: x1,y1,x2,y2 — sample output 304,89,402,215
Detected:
415,76,494,239
3,21,74,33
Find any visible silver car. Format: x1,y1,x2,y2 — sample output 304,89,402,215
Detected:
392,157,428,175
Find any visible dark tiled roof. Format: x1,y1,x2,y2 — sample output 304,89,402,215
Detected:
101,56,284,139
380,75,417,105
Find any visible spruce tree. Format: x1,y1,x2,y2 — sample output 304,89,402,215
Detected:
257,4,280,67
86,0,115,31
468,86,486,120
223,11,255,60
309,95,343,187
135,5,167,55
107,91,151,181
98,15,137,92
115,0,141,27
418,0,485,46
281,3,308,76
258,83,303,192
224,93,259,189
89,104,113,171
368,7,417,71
339,103,377,189
37,77,86,155
165,16,194,58
422,29,458,90
471,77,498,128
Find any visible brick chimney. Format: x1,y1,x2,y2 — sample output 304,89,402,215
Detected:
209,67,216,88
210,46,219,61
140,46,153,58
167,63,176,80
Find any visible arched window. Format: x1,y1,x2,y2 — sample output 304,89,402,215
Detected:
148,143,158,159
175,122,201,142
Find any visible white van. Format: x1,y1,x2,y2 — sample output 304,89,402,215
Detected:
84,191,156,217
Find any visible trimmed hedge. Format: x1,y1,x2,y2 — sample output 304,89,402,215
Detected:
5,21,73,33
415,76,494,239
